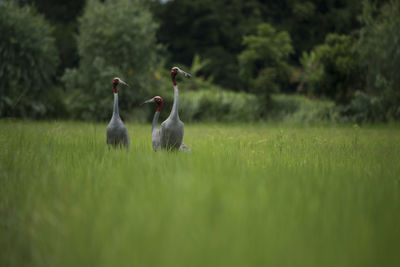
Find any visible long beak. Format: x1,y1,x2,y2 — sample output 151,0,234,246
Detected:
119,79,130,87
178,68,192,78
141,98,155,106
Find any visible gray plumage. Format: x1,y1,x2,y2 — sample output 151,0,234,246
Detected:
160,85,184,150
106,78,130,149
159,67,191,151
151,108,161,150
144,96,189,152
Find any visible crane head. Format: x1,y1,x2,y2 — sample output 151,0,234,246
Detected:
143,96,163,105
143,96,164,111
112,77,129,88
171,67,192,81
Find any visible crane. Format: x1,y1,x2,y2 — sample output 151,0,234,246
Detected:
143,95,190,152
106,77,130,149
159,67,191,150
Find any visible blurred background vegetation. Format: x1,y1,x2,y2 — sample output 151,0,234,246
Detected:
1,0,399,123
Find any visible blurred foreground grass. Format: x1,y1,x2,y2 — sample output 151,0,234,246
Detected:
1,120,399,267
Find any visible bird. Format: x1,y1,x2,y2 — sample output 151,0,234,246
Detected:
106,77,130,149
143,95,163,150
143,95,190,152
159,67,191,150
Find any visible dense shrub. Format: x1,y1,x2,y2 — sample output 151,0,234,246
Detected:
0,2,60,118
147,89,337,124
300,33,362,103
62,0,158,121
339,91,386,123
267,94,338,124
358,0,400,120
150,0,265,91
238,23,293,100
148,89,262,123
19,0,85,73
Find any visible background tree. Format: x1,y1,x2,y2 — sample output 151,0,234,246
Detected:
0,2,60,118
2,0,400,123
300,33,361,103
151,0,363,91
358,0,400,119
19,0,85,75
238,23,293,101
151,0,264,90
266,0,362,57
62,0,158,121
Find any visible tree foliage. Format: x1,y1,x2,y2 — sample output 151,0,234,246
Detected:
300,33,361,103
238,23,293,99
276,0,362,56
151,0,264,90
0,2,60,118
2,0,400,123
19,0,85,73
151,0,362,90
358,0,400,119
62,0,158,121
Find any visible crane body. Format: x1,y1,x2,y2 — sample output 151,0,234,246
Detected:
144,95,190,151
151,109,161,150
143,67,191,151
160,84,184,150
159,67,191,150
106,78,130,149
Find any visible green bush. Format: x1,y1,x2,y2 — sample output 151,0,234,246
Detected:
62,0,158,121
147,88,337,124
358,0,400,120
339,91,386,124
0,2,59,118
238,23,293,99
300,33,361,103
149,89,262,123
268,94,338,124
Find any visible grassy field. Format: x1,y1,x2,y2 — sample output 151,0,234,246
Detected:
1,120,399,267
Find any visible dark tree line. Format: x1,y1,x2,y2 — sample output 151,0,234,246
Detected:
1,0,399,122
20,0,85,74
151,0,363,90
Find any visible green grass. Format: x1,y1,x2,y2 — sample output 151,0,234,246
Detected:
1,120,399,267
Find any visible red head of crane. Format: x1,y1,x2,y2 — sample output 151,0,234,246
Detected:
144,94,190,152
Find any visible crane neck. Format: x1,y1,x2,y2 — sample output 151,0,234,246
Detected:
169,85,180,120
156,100,164,112
113,92,119,116
152,111,160,133
171,71,177,86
